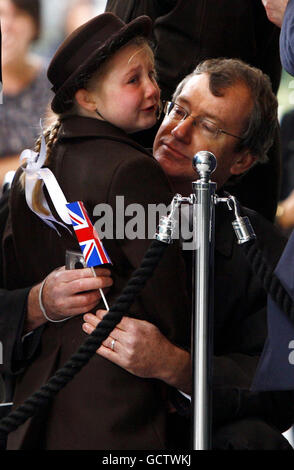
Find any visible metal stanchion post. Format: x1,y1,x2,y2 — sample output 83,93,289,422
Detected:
191,151,217,450
155,153,254,450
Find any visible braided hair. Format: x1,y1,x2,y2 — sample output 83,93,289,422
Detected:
20,119,61,215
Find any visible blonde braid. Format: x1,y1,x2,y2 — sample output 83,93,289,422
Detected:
44,120,61,158
32,120,61,215
19,120,61,216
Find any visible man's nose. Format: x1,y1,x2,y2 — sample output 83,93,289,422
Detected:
171,118,193,143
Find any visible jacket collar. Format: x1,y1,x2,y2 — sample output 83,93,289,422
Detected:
58,115,153,157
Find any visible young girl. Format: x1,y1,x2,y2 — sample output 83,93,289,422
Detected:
3,13,190,450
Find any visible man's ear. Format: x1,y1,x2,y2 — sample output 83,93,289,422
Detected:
74,89,97,112
230,151,257,176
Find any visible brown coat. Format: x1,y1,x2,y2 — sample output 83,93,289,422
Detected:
3,116,190,449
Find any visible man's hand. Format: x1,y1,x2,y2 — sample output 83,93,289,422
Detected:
261,0,289,27
25,267,113,332
82,310,191,393
276,189,294,229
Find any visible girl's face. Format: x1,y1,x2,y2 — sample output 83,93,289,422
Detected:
89,42,160,134
0,0,37,65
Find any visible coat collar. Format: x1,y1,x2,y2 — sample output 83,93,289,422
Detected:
58,115,153,157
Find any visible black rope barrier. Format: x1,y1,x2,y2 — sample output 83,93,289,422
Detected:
0,239,167,438
3,219,294,442
241,240,294,321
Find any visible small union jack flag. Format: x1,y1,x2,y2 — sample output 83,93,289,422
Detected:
66,201,111,267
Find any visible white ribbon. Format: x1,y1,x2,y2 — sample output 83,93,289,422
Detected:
20,133,72,235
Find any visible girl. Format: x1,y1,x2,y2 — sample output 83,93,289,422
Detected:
3,13,189,449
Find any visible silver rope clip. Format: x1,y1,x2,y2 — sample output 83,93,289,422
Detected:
228,196,256,244
155,194,182,244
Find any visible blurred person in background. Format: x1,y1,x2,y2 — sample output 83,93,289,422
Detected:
260,0,294,232
261,0,289,28
37,0,107,58
0,21,2,87
64,0,99,35
280,109,294,203
0,0,52,187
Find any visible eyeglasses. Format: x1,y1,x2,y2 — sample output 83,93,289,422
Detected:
163,101,242,140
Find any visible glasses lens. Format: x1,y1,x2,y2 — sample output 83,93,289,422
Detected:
199,119,218,138
165,102,186,121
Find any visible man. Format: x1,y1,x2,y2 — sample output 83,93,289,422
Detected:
1,59,293,449
106,0,282,222
83,59,294,448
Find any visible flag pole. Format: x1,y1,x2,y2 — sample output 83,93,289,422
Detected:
66,201,112,313
91,267,110,311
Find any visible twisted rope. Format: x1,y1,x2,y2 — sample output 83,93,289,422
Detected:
242,241,294,321
0,239,167,437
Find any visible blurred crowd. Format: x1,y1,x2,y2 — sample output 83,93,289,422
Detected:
0,0,107,186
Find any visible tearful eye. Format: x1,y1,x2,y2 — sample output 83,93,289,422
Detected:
128,75,139,84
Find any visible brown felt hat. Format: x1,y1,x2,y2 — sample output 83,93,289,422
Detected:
47,12,153,114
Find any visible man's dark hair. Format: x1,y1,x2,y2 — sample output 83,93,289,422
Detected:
173,58,278,163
